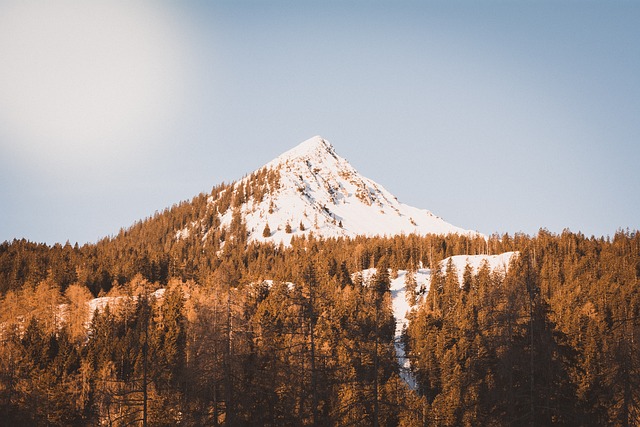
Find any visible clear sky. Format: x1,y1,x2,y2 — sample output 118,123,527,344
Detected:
0,0,638,245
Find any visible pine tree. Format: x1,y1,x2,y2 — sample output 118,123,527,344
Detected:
462,262,474,293
64,283,92,342
405,268,418,306
373,256,390,297
156,282,187,391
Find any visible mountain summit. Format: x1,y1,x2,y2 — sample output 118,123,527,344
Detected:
187,136,478,246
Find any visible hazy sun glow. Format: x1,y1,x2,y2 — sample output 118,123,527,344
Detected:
0,0,188,168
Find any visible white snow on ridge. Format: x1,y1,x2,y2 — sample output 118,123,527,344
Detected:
443,251,517,284
214,136,481,246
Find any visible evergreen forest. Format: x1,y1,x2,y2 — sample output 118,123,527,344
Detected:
0,190,639,426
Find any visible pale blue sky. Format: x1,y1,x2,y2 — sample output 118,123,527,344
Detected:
0,0,638,244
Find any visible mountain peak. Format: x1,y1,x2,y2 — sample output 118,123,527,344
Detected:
235,137,480,244
268,135,337,167
178,136,481,246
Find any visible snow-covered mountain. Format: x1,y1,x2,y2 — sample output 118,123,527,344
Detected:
181,136,480,245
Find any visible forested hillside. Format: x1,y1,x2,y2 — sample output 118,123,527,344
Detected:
1,214,639,425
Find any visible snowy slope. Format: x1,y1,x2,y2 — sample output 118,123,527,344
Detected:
361,251,517,390
212,136,480,245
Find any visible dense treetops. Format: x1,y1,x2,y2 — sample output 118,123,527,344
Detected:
0,225,638,425
1,178,639,425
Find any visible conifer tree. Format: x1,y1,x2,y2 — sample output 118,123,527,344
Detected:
405,268,418,306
